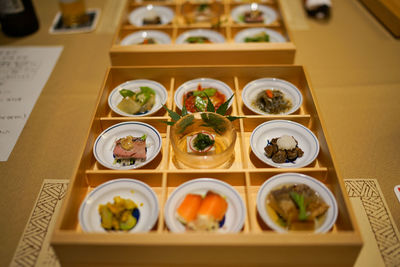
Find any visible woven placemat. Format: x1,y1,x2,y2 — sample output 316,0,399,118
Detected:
9,179,400,267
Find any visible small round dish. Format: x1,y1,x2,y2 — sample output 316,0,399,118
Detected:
234,28,286,43
108,79,168,117
164,178,246,233
120,30,172,45
175,29,226,44
128,5,174,26
250,120,319,168
242,78,302,115
79,178,159,233
93,122,162,170
174,78,234,112
231,3,278,24
256,173,338,233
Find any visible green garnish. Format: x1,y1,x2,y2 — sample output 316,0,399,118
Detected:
244,32,270,43
136,87,155,104
192,88,217,97
194,96,207,111
186,36,209,43
289,192,308,221
140,134,147,141
198,4,209,12
193,133,215,151
200,113,226,134
119,89,135,98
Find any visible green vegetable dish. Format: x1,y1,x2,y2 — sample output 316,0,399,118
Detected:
244,32,270,43
117,87,156,115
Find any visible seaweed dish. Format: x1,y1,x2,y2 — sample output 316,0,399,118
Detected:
113,135,147,166
252,89,292,114
117,87,155,115
266,184,329,231
187,131,215,153
176,191,228,231
98,196,140,231
183,84,226,112
244,31,269,42
264,135,304,163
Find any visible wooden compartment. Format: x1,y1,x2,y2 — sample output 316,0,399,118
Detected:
109,0,296,66
51,65,362,266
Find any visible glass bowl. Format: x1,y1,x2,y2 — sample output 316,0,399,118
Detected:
170,112,237,169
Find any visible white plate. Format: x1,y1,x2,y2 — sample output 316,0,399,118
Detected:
120,30,172,45
256,173,338,233
174,78,234,112
93,122,162,170
128,5,174,26
234,27,286,43
79,179,159,233
250,120,319,168
242,78,302,115
231,4,278,24
108,79,168,117
164,178,246,233
175,29,226,44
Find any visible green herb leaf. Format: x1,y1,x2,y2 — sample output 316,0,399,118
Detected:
140,134,147,141
119,89,135,98
204,93,215,112
226,115,243,122
200,113,226,134
162,105,181,122
177,114,194,134
289,192,308,221
181,99,188,117
161,121,176,126
216,94,234,116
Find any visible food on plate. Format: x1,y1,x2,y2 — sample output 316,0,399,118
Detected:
116,87,156,115
252,89,292,114
143,10,161,25
266,184,329,231
176,191,228,231
241,10,264,23
183,84,226,112
187,131,215,153
185,36,212,43
244,31,269,42
264,135,304,164
98,196,140,231
140,38,156,44
113,135,147,166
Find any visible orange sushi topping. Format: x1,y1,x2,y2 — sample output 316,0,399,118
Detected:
176,194,203,223
197,191,228,221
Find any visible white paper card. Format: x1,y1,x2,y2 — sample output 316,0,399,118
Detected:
0,46,63,161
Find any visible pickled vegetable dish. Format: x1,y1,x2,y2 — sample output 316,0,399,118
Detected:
252,89,292,114
98,196,140,231
244,31,269,42
183,84,226,112
117,87,155,115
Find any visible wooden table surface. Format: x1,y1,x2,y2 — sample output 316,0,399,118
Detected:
0,0,399,266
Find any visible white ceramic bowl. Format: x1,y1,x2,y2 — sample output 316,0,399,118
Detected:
250,120,319,168
242,78,302,115
79,178,159,233
256,173,338,233
108,79,168,117
174,78,234,112
93,122,162,170
164,178,246,233
175,29,226,44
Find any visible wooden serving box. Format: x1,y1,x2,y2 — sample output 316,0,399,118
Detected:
51,65,362,266
109,0,296,66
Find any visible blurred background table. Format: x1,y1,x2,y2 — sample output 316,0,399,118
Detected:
0,0,399,266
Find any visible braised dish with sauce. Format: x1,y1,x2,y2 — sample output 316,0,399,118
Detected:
253,89,292,114
266,184,329,231
183,84,226,113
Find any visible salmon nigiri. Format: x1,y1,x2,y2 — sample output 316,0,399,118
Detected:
195,191,228,231
176,194,203,225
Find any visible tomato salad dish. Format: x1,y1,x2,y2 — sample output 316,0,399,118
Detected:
183,84,226,113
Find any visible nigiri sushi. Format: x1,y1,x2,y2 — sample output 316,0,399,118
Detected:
176,193,203,225
195,191,228,231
